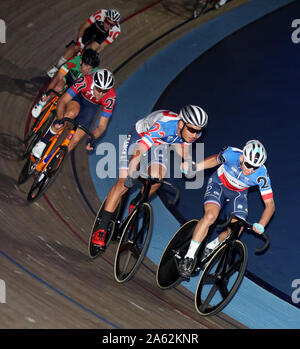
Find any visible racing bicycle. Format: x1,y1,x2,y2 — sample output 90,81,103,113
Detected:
156,213,270,316
88,175,179,284
19,117,95,202
23,90,61,160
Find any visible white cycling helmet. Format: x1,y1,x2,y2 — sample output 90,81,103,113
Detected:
93,69,115,90
179,105,208,128
243,140,267,167
106,9,120,23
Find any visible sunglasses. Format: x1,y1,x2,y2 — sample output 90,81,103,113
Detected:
184,124,202,134
94,86,109,94
105,19,115,27
243,161,259,170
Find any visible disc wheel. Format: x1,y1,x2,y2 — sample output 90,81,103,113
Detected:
156,220,198,289
195,240,248,316
114,202,153,283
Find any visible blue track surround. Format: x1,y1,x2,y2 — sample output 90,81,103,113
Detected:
88,0,300,328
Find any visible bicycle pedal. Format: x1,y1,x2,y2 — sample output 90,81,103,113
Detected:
172,249,182,260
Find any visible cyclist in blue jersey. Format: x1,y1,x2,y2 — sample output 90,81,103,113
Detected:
91,105,209,250
178,140,275,278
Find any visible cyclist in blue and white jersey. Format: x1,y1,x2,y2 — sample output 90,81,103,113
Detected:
91,105,208,250
178,140,275,278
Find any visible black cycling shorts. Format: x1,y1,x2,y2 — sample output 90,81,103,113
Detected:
82,22,109,46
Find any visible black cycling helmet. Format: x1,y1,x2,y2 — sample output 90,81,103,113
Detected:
81,48,100,68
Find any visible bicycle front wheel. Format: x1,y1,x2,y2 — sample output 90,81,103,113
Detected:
195,240,248,316
18,157,36,185
114,202,153,284
156,220,198,290
27,146,67,202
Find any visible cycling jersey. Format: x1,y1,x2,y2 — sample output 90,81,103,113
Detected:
216,146,273,200
67,74,116,118
88,9,121,45
59,55,98,82
135,110,202,150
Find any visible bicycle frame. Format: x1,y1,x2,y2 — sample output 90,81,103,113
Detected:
30,94,59,135
199,214,269,266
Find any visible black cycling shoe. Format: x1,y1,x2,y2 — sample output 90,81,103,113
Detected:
178,257,197,279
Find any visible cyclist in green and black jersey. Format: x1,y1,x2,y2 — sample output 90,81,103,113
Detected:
32,49,100,118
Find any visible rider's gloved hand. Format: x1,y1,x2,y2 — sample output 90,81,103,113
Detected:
124,171,139,189
180,159,196,177
86,136,95,151
53,119,65,130
253,223,264,234
77,37,84,49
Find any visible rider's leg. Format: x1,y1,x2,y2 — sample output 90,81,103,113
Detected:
178,203,220,278
186,203,220,257
32,76,66,118
91,171,129,248
31,101,80,159
67,128,86,152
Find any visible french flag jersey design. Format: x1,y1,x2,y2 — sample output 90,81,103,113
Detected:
135,110,202,150
217,147,273,200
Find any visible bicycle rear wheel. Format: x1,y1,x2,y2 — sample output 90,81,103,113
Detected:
88,198,121,258
27,146,67,202
114,202,153,284
156,220,198,289
18,157,36,185
195,240,247,316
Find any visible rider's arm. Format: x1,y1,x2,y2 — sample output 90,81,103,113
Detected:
56,91,73,119
92,116,110,139
128,143,148,176
253,197,275,234
77,20,91,43
195,154,219,171
46,71,65,93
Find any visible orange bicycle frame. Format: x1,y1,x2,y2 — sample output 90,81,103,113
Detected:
32,124,76,173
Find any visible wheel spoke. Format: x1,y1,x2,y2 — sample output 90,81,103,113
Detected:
219,280,230,299
201,273,218,285
201,284,218,311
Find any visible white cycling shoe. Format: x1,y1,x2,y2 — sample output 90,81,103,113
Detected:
31,141,47,159
32,100,46,118
47,65,58,78
215,0,227,8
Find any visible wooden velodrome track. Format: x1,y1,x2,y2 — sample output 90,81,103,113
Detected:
0,0,249,329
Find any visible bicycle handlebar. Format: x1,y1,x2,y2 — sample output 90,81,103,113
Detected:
45,89,61,97
137,174,180,207
60,117,96,146
216,213,270,254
